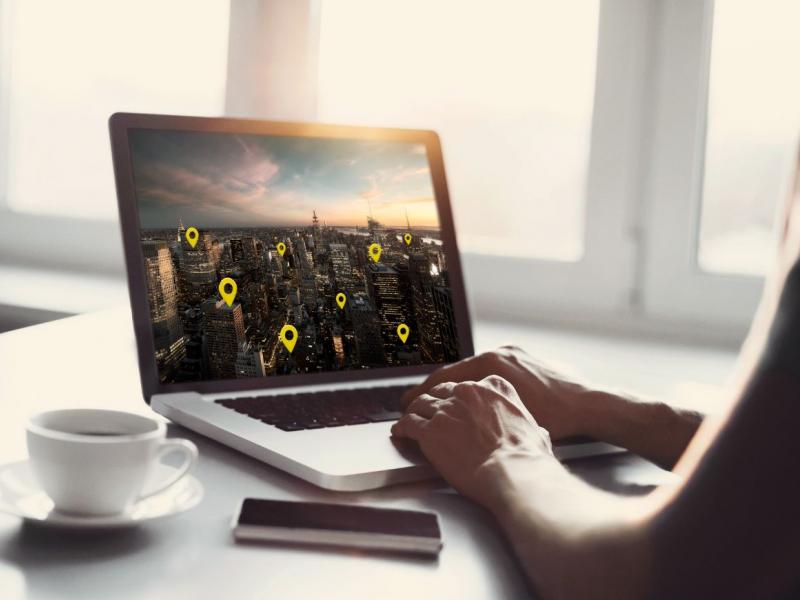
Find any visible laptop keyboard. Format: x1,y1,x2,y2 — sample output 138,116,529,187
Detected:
215,384,413,432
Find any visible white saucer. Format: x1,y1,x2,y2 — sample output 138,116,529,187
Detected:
0,460,203,529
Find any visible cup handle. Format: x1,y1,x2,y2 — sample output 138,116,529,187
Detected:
139,438,198,500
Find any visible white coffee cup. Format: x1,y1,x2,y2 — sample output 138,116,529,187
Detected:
26,409,198,516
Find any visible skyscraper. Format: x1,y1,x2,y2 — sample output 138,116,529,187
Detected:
328,243,352,288
180,232,217,301
240,279,270,331
201,299,246,379
409,252,444,361
294,237,313,274
143,240,186,381
331,325,346,367
365,263,411,364
235,341,267,378
227,236,262,273
229,238,244,264
299,273,318,308
432,285,459,362
242,236,262,272
349,292,385,367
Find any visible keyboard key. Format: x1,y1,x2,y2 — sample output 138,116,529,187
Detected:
365,410,404,423
215,384,413,432
274,422,304,432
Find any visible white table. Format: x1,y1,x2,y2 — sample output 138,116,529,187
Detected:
0,308,737,599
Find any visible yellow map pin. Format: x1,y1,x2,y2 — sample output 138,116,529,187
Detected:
397,323,410,343
277,242,286,257
368,243,382,263
185,227,199,248
218,277,237,307
403,233,412,246
335,292,347,309
280,324,298,353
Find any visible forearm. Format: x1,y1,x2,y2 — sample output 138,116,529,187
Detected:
576,391,703,469
481,452,652,598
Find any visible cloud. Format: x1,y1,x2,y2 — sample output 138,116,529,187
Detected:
390,166,429,183
133,130,438,228
357,164,430,206
360,177,383,201
394,195,436,205
134,145,280,222
372,195,435,210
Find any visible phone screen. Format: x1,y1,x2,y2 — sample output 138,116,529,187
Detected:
237,498,441,539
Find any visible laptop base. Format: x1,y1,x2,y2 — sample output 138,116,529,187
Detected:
153,392,625,492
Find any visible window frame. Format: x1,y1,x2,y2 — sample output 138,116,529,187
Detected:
639,0,765,341
0,1,123,277
0,0,772,344
464,0,655,323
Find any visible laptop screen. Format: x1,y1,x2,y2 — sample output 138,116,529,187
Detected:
129,128,463,384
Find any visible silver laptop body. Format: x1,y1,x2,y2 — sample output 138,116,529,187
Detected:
111,113,621,491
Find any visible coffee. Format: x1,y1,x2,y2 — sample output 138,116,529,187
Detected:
27,409,198,515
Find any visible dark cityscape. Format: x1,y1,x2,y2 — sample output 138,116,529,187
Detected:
141,213,460,383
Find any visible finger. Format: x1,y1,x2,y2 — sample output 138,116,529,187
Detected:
401,368,453,407
401,360,478,407
428,381,457,399
406,393,442,419
390,414,429,441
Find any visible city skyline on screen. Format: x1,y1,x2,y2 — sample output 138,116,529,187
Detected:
133,128,460,386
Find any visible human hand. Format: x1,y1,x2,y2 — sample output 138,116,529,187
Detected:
392,375,558,508
401,346,590,440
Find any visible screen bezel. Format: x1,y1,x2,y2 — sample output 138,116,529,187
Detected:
109,112,474,403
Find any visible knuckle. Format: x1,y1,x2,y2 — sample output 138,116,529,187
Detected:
453,380,475,396
498,344,522,357
430,381,454,395
485,374,509,388
407,396,430,414
486,351,504,365
439,399,457,413
454,383,482,405
483,375,518,398
429,411,449,427
476,351,501,366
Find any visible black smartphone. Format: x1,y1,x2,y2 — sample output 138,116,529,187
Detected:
233,498,443,557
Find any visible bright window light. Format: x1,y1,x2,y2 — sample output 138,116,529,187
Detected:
698,0,800,276
4,0,230,220
318,0,599,260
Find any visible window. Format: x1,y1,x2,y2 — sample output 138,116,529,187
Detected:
698,0,800,276
317,0,600,260
3,0,230,220
1,0,791,340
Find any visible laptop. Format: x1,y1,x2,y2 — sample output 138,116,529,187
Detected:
110,113,620,491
